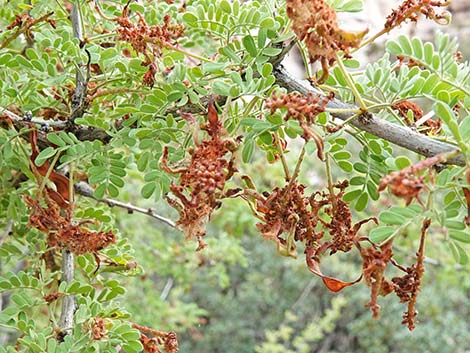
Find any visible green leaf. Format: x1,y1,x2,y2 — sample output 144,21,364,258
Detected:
242,35,257,57
434,101,464,149
259,18,275,28
141,182,156,199
183,12,198,24
386,40,402,55
261,63,273,78
369,226,395,243
101,48,117,61
343,189,361,202
213,80,232,96
220,0,231,12
449,230,470,243
333,151,351,160
353,162,368,174
35,147,56,167
448,241,469,265
242,139,255,163
337,161,353,172
395,156,411,169
355,192,368,211
379,210,407,225
94,183,107,199
47,133,66,147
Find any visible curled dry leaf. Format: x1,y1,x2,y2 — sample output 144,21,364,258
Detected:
247,179,375,292
306,245,362,292
286,0,367,83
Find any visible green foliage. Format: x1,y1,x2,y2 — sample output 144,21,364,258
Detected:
0,0,470,351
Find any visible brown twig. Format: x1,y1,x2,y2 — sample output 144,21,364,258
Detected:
405,217,430,329
131,323,167,338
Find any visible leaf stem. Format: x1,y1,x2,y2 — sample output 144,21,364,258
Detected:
274,132,291,181
335,52,367,112
37,152,61,197
170,46,212,63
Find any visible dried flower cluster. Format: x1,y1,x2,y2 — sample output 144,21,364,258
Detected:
27,129,116,254
247,173,430,329
378,153,447,205
43,292,61,304
265,91,334,159
247,180,375,292
391,218,430,330
91,317,107,340
132,323,178,353
114,9,184,87
358,219,430,329
357,239,395,318
286,0,367,83
26,194,116,254
161,103,237,250
385,0,451,29
392,100,442,135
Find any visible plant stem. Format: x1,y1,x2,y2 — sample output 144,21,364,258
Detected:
334,52,368,112
170,46,212,63
357,28,389,50
274,132,291,181
37,152,61,197
290,144,306,184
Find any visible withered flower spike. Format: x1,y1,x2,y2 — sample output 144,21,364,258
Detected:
25,194,116,255
357,239,395,318
392,218,430,330
162,104,237,249
113,12,184,87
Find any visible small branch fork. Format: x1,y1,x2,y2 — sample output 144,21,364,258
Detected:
74,182,176,228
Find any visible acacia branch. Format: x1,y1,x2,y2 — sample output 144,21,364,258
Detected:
58,250,75,332
1,62,466,167
57,1,87,335
273,66,465,166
